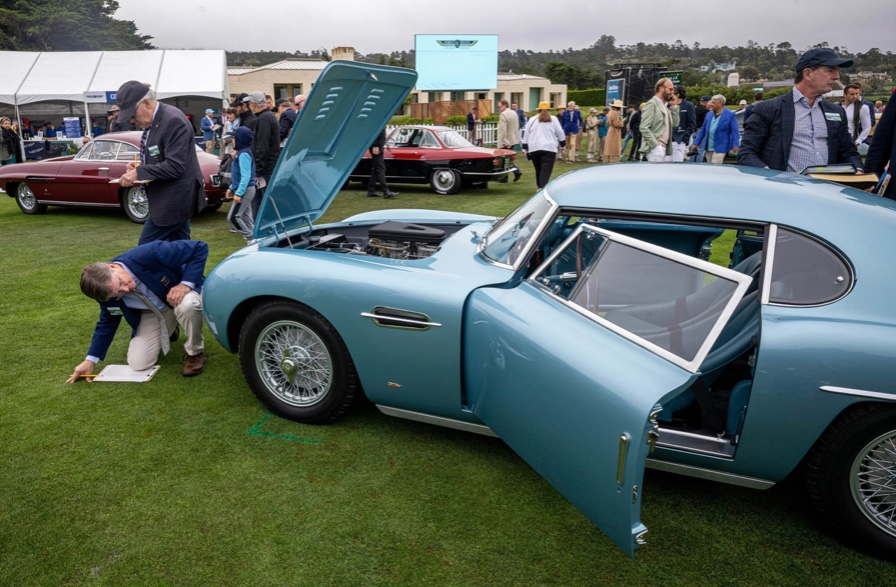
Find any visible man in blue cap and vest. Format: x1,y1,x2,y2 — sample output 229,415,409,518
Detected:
737,48,863,173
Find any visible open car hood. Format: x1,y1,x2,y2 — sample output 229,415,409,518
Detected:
254,62,418,239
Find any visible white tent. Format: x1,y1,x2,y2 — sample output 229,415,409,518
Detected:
0,49,228,134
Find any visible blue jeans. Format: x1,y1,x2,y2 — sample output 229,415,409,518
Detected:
621,132,633,157
138,216,191,245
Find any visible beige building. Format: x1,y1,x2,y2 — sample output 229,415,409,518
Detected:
227,47,566,113
409,73,566,113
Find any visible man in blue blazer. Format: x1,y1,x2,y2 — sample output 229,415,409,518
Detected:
67,240,209,381
737,48,863,173
692,95,740,163
117,80,208,244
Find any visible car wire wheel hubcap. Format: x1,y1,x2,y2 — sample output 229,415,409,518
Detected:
255,320,332,407
128,187,148,218
18,184,37,210
433,170,456,190
850,430,896,538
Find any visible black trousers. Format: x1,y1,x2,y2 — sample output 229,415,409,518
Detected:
368,152,389,194
629,132,642,160
529,150,557,189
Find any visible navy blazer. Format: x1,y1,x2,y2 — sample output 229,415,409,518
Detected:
673,99,697,144
135,102,207,226
736,89,862,172
865,89,895,199
87,240,209,361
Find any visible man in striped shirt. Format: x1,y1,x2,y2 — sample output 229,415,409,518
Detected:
737,48,863,174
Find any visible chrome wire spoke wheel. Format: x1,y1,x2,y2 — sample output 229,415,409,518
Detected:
18,183,37,210
255,320,332,407
851,430,896,538
125,186,149,221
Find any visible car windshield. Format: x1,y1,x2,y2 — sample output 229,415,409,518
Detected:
435,129,474,148
481,194,555,267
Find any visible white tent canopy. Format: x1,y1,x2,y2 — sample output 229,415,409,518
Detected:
0,49,228,118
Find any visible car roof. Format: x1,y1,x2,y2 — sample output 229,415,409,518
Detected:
546,163,896,242
92,131,142,145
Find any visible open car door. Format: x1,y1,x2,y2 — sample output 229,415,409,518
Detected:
464,224,751,556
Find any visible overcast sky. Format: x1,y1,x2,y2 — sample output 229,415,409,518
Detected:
115,0,895,57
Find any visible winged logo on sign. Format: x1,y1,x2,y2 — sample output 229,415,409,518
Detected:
436,40,478,48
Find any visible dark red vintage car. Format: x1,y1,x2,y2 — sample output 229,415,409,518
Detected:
348,125,520,194
0,131,227,223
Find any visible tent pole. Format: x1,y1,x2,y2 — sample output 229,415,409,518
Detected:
14,103,24,161
84,101,92,140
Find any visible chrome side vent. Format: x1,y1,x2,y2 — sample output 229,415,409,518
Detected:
361,307,442,331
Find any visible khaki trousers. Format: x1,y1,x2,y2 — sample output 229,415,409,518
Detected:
127,291,204,370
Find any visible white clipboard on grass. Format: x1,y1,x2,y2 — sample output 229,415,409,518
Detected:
93,364,160,382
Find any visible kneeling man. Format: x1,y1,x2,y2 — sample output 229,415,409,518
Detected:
67,240,208,381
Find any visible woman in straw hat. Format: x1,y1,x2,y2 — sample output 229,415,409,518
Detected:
603,100,625,163
521,102,567,189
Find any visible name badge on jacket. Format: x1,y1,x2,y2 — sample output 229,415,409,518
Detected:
148,145,161,158
825,112,842,122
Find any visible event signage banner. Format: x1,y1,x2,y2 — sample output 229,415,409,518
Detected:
63,117,82,138
606,80,624,103
82,91,118,103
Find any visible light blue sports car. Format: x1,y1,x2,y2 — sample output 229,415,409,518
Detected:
202,62,896,558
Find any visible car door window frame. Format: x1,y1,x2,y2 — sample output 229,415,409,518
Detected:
530,223,752,372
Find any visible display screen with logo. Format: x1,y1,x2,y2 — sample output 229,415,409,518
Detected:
415,34,498,91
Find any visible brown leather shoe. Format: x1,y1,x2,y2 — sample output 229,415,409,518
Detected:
183,352,205,377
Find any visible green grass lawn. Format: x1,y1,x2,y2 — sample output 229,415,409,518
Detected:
0,163,892,586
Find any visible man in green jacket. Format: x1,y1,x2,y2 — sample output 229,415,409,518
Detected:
639,78,680,162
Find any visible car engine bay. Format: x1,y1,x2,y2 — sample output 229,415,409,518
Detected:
300,220,461,260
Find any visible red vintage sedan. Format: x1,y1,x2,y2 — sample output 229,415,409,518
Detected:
0,131,227,223
348,125,520,194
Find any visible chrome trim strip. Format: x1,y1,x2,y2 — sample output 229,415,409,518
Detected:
656,428,736,457
464,170,512,177
820,385,896,402
35,201,117,208
376,405,497,437
646,458,776,489
360,312,442,328
617,433,630,485
760,224,776,305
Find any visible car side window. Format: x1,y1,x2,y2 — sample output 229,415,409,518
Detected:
768,228,852,305
89,141,118,161
419,131,438,147
76,142,95,160
116,142,140,161
387,128,414,147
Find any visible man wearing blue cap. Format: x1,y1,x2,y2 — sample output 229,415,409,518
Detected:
737,48,863,173
201,108,219,153
116,80,207,244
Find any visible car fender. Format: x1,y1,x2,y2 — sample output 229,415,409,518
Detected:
203,230,512,418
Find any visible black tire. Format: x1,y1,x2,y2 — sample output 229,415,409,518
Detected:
15,183,47,215
204,201,223,213
429,168,462,195
806,403,896,557
238,300,359,424
121,186,148,223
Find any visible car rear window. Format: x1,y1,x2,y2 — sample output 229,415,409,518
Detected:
768,228,852,305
